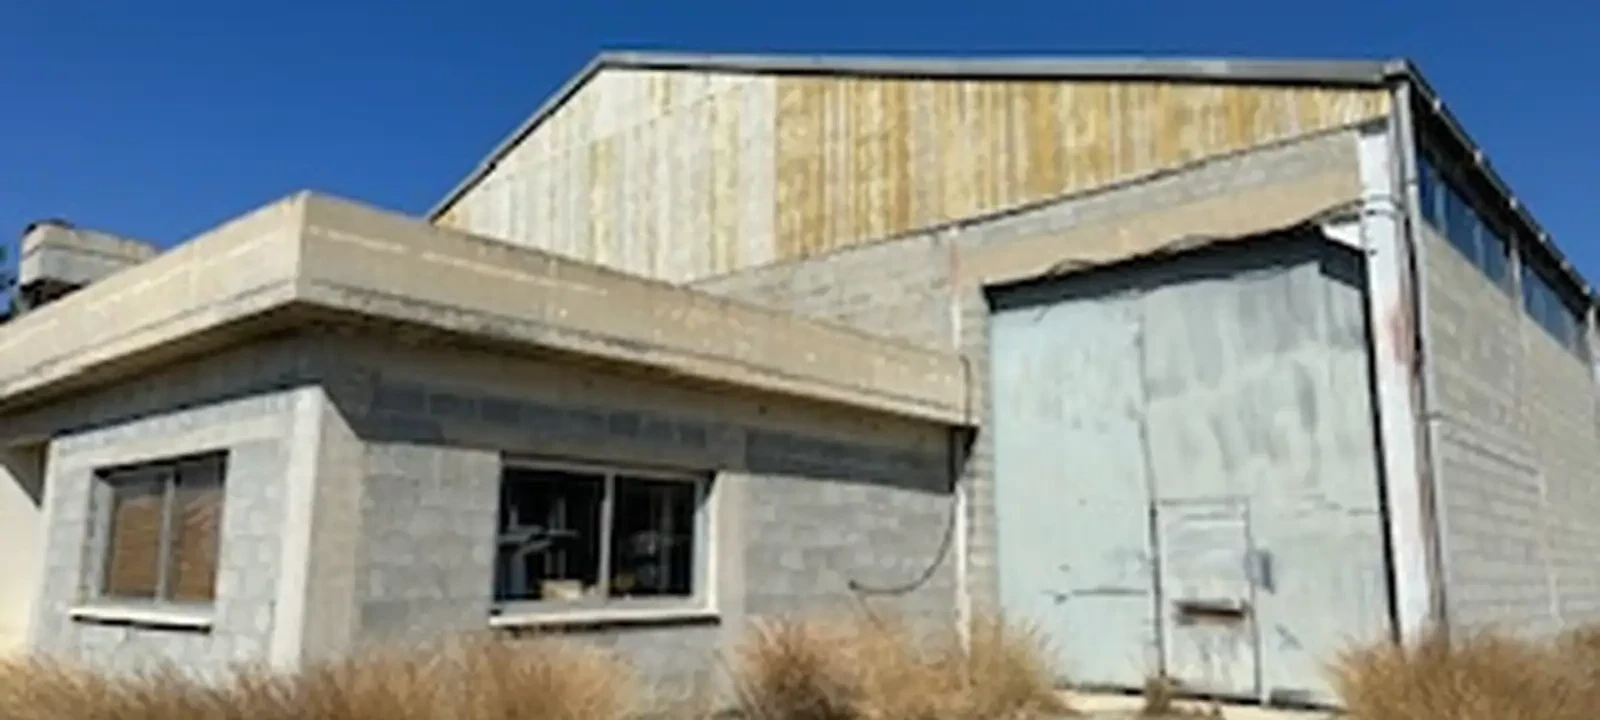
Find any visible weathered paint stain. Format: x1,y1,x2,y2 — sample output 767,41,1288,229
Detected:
1386,291,1416,370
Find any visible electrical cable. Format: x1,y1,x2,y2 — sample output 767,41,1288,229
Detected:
845,353,973,597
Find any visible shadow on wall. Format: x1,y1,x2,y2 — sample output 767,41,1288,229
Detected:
327,372,960,497
990,226,1356,313
0,445,45,506
0,443,46,654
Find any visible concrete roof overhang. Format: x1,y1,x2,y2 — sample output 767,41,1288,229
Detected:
0,193,970,427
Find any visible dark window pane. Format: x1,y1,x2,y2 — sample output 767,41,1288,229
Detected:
1522,262,1543,319
102,470,166,600
609,478,695,598
168,457,225,603
1524,261,1587,354
1443,185,1479,261
1418,157,1442,229
495,469,603,603
1480,224,1510,289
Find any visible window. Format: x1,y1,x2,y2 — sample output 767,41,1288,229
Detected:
1418,153,1511,291
1522,260,1588,357
97,452,226,604
494,461,705,612
1420,147,1596,361
1418,155,1443,228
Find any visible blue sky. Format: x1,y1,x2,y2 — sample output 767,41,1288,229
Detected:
2,0,1595,285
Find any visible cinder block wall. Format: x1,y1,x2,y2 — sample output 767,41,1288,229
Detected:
695,126,1367,613
12,337,322,674
6,329,959,689
311,335,956,703
1419,227,1600,634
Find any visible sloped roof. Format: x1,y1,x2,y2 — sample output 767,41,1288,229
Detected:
429,50,1407,221
429,50,1594,306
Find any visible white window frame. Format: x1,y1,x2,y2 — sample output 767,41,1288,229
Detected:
491,456,716,626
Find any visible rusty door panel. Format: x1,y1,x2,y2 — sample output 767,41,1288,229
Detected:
991,290,1159,689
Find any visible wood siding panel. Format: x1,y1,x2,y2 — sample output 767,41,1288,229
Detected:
438,69,1387,283
774,77,826,263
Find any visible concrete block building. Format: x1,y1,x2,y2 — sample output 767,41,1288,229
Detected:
2,52,1596,707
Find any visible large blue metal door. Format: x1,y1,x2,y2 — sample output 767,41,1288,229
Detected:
991,289,1160,689
989,239,1392,705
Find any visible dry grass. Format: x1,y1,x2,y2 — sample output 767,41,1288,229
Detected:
1133,674,1221,718
17,619,1600,719
1331,626,1600,720
0,634,636,720
0,614,1063,720
730,610,1069,720
1138,674,1179,717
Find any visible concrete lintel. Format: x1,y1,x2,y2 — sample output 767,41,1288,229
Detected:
0,193,968,428
961,169,1361,289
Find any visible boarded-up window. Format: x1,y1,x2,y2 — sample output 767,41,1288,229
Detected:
98,453,227,604
102,471,165,599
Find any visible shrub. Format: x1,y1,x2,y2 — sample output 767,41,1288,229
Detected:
729,610,1068,720
1331,626,1600,720
0,614,1065,719
0,634,636,720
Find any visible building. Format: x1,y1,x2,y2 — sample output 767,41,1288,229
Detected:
2,52,1597,707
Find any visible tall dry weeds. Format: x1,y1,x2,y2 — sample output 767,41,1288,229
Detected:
959,614,1066,719
1331,626,1600,720
730,610,1067,720
0,634,635,720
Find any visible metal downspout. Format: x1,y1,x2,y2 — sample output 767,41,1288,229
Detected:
948,232,973,652
1392,80,1451,635
1590,306,1600,384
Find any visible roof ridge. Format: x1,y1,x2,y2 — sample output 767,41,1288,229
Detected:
594,48,1400,77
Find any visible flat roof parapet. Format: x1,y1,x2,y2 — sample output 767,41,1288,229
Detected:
0,193,969,427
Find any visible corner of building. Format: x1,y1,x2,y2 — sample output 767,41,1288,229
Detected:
0,444,46,655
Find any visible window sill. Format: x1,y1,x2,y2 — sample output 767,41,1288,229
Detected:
69,604,213,632
489,606,720,631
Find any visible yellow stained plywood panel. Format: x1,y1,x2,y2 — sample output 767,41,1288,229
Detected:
774,77,828,261
1021,82,1064,201
976,82,1008,215
1060,82,1113,193
440,67,1387,283
815,78,915,250
932,81,970,225
770,77,1386,259
820,79,849,258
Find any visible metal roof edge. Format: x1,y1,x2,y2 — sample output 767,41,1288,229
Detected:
427,52,609,220
427,50,1395,221
595,49,1394,84
1397,60,1597,305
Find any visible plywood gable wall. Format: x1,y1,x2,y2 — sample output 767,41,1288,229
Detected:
437,68,1389,283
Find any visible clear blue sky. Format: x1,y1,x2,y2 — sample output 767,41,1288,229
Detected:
2,0,1595,285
